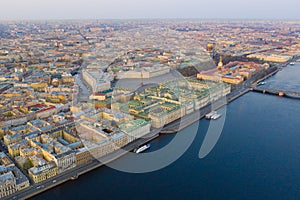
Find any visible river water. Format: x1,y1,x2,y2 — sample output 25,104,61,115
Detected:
32,63,300,200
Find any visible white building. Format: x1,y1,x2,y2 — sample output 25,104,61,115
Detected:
116,66,170,79
82,69,112,93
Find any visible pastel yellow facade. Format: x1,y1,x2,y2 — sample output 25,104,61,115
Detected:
28,163,58,183
197,74,221,81
221,76,244,84
75,148,94,166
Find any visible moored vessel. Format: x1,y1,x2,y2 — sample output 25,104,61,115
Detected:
205,111,217,119
211,113,221,120
134,144,151,154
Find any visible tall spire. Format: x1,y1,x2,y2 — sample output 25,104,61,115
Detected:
217,56,223,70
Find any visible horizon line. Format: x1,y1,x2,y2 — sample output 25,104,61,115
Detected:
1,17,300,22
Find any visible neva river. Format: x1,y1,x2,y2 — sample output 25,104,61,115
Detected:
32,64,300,200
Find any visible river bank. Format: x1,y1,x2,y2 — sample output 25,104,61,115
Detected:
8,60,296,200
32,61,300,200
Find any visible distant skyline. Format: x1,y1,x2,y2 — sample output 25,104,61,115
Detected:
1,0,300,20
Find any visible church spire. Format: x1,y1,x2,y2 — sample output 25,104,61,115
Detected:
217,56,223,70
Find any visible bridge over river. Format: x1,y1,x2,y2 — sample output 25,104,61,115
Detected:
251,87,300,99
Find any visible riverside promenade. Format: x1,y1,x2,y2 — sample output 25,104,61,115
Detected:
4,130,160,200
5,60,296,200
8,88,250,200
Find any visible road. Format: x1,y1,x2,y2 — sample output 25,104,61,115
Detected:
4,130,160,200
74,73,91,102
5,60,295,199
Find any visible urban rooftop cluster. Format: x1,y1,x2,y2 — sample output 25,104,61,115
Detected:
0,20,300,199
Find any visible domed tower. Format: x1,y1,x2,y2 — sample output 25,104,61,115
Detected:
207,43,214,52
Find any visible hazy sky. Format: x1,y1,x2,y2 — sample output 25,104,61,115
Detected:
0,0,300,20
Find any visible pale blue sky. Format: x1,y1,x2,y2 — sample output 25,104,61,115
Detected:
0,0,300,20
